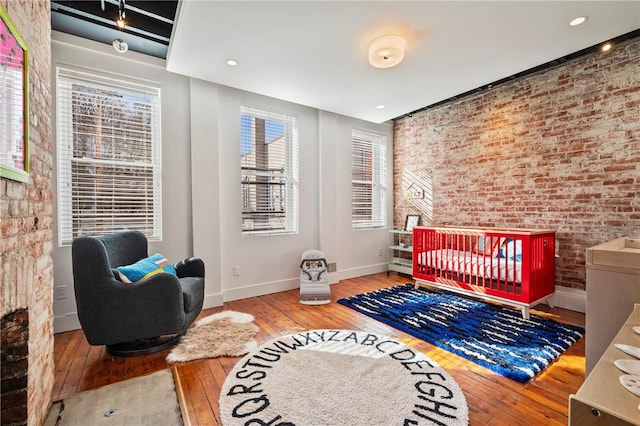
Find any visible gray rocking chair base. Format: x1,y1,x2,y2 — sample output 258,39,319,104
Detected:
106,334,183,357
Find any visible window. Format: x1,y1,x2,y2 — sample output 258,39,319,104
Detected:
56,66,162,246
240,106,298,234
352,129,387,229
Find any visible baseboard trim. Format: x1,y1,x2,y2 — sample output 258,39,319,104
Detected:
54,312,80,333
203,292,224,309
54,292,225,334
53,273,585,333
553,285,586,313
223,277,300,302
338,263,388,281
222,272,349,302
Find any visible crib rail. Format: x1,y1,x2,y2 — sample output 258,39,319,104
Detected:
412,226,556,307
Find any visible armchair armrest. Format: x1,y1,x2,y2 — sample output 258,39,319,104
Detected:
174,257,205,278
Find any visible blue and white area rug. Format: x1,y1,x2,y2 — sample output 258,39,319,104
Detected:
219,329,468,425
337,284,584,382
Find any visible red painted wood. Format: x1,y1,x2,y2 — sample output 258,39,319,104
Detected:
412,226,556,307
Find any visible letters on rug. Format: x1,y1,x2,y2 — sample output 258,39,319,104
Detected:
219,329,468,425
166,310,258,363
44,370,182,426
338,284,585,382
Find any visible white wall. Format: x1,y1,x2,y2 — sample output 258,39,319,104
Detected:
193,85,322,301
50,33,393,332
51,33,193,332
319,112,394,280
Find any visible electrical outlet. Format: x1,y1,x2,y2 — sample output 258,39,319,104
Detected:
232,266,240,277
54,285,67,300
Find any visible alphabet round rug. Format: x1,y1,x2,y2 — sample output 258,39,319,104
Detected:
219,329,468,425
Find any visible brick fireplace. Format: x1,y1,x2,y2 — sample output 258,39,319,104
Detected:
0,1,54,425
1,309,29,426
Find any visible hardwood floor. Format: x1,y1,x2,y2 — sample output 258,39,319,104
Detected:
52,273,586,425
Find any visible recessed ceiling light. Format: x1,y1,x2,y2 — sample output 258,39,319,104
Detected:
376,105,385,109
601,42,612,52
569,16,588,26
227,59,238,66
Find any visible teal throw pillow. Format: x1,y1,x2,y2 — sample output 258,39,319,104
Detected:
116,253,177,283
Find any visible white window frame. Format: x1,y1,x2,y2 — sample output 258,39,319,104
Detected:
352,129,387,229
56,65,162,246
240,106,299,235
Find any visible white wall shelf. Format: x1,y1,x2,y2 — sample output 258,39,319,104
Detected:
389,229,413,275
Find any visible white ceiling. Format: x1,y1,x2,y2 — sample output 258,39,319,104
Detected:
167,1,640,124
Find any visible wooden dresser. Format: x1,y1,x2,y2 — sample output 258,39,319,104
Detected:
569,304,640,425
585,237,640,376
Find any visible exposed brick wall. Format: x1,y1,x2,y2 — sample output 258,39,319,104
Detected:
393,36,640,291
0,1,54,425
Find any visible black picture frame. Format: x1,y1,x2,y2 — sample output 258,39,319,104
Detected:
404,214,420,232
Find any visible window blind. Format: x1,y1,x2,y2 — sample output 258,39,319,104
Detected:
240,106,299,234
352,129,387,229
56,66,162,246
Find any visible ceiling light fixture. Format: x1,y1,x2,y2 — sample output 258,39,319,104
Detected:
112,0,128,53
112,38,128,53
226,59,238,66
569,16,588,26
376,105,385,109
115,0,126,29
368,35,406,68
601,42,612,52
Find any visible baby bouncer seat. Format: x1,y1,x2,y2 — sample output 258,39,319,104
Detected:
299,249,331,305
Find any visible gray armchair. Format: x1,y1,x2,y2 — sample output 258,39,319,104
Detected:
71,231,204,356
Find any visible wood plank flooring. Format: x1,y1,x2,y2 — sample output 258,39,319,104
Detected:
51,273,586,425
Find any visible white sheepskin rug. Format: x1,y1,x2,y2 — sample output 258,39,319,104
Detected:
166,311,259,363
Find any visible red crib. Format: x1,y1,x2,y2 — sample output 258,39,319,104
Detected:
412,226,556,319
